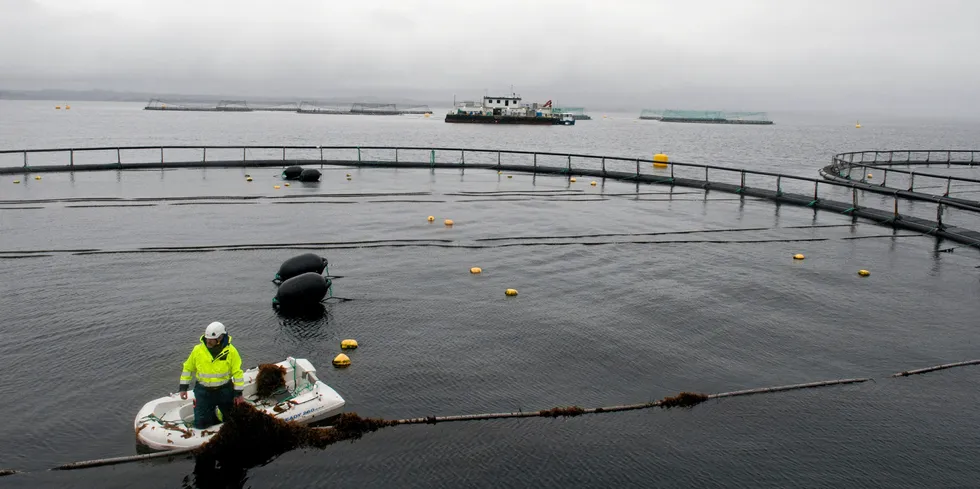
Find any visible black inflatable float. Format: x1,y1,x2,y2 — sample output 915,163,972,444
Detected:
274,253,328,283
298,168,321,182
274,272,332,309
282,166,303,180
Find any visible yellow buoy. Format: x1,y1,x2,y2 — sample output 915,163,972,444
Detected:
444,219,454,226
274,185,281,189
284,183,290,187
507,175,513,179
858,269,870,277
244,174,251,178
65,105,70,110
497,171,502,175
346,173,351,177
427,215,435,222
341,339,358,350
332,353,351,367
55,106,61,110
470,267,482,274
570,177,577,183
793,254,805,260
867,173,873,179
855,121,862,128
653,153,669,168
13,180,20,184
34,175,41,180
653,163,669,169
505,288,518,297
246,177,253,182
424,113,430,118
346,177,352,181
590,181,597,186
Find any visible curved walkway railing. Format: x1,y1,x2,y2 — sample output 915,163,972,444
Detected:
823,150,980,212
2,145,980,249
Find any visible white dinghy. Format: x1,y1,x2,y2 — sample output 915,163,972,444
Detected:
134,357,345,451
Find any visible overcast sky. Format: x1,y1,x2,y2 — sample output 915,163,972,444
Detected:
1,0,978,114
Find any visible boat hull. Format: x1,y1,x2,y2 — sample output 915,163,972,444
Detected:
445,114,564,125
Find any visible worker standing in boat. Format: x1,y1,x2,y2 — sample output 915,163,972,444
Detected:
178,321,246,429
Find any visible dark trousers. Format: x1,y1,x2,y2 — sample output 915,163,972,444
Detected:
193,382,234,429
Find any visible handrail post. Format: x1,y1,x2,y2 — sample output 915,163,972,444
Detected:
160,147,164,164
776,175,782,196
888,151,893,163
894,196,899,219
461,150,465,166
937,203,944,230
670,163,674,181
881,169,888,186
635,159,639,178
947,150,951,168
704,167,709,182
533,153,537,171
202,147,206,163
70,149,74,167
945,177,951,197
496,151,500,168
852,188,859,210
567,155,571,173
242,148,246,165
23,150,27,169
813,181,819,202
395,148,398,163
320,146,324,162
282,147,286,162
874,151,879,163
909,172,915,191
739,170,746,191
601,157,605,175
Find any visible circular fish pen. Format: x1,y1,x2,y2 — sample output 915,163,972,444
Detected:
1,144,979,487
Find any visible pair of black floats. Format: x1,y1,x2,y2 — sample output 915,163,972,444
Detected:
272,253,334,310
282,166,321,182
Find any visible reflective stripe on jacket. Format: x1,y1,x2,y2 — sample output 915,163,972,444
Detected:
178,335,245,396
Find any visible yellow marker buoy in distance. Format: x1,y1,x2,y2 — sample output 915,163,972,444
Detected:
427,215,435,222
653,153,669,168
346,177,352,181
470,267,482,274
13,180,20,184
341,339,358,350
590,181,597,186
855,121,862,128
34,175,41,180
274,185,281,189
570,177,577,183
284,183,290,187
793,254,805,260
332,353,351,368
65,105,70,110
444,219,454,226
246,177,253,182
346,173,351,177
858,269,870,277
55,106,61,110
505,288,518,297
867,173,873,179
507,175,513,179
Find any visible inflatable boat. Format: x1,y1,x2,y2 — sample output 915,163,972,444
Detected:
134,357,345,451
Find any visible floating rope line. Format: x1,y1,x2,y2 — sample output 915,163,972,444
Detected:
26,357,980,474
891,359,980,377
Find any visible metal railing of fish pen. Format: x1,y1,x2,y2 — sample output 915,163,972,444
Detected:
824,150,980,210
2,145,979,248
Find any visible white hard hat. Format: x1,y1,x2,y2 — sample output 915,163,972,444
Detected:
204,321,226,339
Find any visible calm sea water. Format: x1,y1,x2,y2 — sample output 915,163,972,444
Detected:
1,101,979,488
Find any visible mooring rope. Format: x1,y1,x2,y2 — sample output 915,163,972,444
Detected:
39,360,980,474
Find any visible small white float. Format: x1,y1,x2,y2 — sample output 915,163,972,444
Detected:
134,357,345,451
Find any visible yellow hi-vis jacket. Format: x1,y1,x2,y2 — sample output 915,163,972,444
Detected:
178,335,245,397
